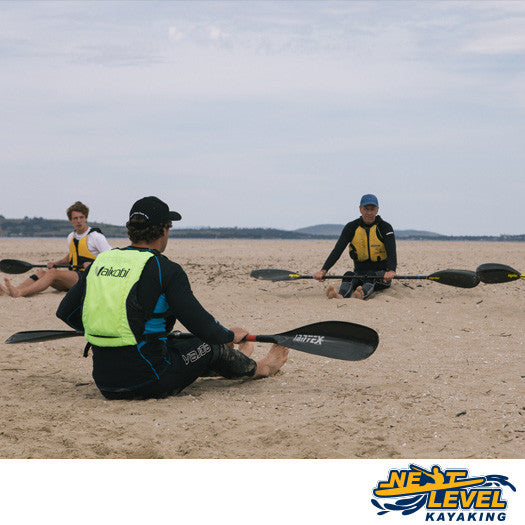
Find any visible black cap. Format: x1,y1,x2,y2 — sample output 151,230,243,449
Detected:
129,196,182,226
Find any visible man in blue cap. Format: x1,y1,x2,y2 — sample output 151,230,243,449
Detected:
312,194,397,299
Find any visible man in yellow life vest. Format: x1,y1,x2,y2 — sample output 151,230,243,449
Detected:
312,194,397,300
57,196,288,399
1,201,111,298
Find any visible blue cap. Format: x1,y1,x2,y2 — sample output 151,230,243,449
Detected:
360,194,378,207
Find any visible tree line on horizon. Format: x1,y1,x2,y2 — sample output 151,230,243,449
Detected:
0,215,523,242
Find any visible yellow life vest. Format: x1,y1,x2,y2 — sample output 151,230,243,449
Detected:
349,224,387,262
69,230,98,270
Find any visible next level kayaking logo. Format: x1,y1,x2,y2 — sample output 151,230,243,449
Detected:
371,464,516,522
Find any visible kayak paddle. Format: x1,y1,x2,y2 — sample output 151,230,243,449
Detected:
5,330,84,343
476,263,524,284
244,321,378,361
250,268,480,288
0,259,79,274
4,330,189,344
6,321,379,361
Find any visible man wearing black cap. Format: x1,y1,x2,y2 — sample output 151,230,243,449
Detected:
57,196,288,399
312,194,397,300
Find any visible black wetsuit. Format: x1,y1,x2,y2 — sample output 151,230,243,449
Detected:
322,216,397,299
57,246,256,399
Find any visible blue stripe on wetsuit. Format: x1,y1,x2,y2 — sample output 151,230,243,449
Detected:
141,255,171,367
143,254,168,338
136,342,160,379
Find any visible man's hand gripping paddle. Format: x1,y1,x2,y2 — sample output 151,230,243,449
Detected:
5,321,379,362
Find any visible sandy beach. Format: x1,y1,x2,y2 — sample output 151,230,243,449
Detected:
0,238,523,459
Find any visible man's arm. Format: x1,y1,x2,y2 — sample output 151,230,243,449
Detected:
313,223,355,280
381,221,397,272
164,264,234,345
56,271,88,331
321,222,355,271
49,254,70,267
50,232,74,268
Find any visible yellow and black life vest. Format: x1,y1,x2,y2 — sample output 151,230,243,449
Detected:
349,224,387,262
69,228,101,270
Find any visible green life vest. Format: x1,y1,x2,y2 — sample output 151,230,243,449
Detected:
82,249,155,347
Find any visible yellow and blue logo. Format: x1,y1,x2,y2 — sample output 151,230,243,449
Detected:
371,464,516,520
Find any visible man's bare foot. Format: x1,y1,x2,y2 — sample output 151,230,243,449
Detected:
237,340,254,358
253,344,289,379
3,279,21,298
326,285,342,299
352,286,365,300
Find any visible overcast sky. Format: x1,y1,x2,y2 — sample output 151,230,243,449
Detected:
1,1,524,235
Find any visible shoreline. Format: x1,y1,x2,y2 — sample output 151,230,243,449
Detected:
1,236,524,243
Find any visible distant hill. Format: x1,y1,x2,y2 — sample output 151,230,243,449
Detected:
295,224,442,239
294,224,345,236
0,216,127,238
0,216,523,241
394,229,442,239
174,227,328,240
0,217,328,240
295,224,524,241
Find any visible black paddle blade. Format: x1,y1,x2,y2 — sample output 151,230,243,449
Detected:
427,269,480,288
0,259,36,274
250,268,304,281
5,330,83,344
476,263,522,284
5,329,196,344
256,321,378,361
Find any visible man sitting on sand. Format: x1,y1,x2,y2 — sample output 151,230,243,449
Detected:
312,194,397,300
1,201,111,298
56,196,288,399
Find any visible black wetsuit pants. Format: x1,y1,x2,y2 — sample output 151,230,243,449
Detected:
338,270,391,299
99,335,257,400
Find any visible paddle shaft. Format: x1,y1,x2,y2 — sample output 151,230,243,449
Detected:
309,273,478,288
251,270,450,281
245,334,276,343
9,331,278,344
250,267,479,288
23,264,71,269
295,274,438,281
